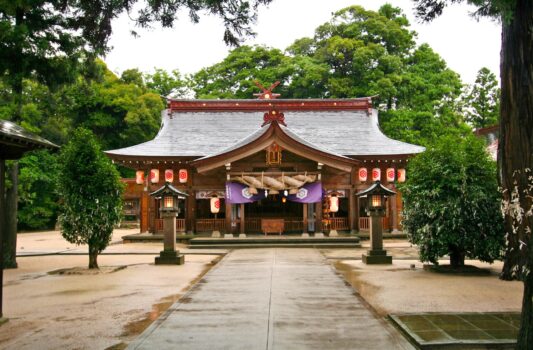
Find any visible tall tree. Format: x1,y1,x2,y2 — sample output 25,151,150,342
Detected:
412,0,533,346
1,1,270,267
462,67,500,129
57,128,123,269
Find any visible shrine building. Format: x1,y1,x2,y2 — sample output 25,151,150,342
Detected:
105,85,424,236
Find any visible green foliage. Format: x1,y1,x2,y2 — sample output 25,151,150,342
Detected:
191,45,293,99
462,67,500,128
56,128,123,268
145,68,189,97
18,150,60,230
62,63,164,150
401,135,504,266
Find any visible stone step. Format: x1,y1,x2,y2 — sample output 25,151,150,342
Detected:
188,243,361,249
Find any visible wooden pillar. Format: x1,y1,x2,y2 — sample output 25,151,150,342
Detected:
315,199,323,233
348,189,356,233
302,203,308,234
225,201,231,234
140,191,149,233
186,189,195,234
391,194,398,233
355,195,360,231
0,159,5,318
240,203,245,234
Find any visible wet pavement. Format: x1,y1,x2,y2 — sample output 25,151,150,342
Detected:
127,248,413,350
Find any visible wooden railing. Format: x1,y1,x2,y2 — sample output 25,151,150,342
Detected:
323,218,350,231
245,218,261,233
358,217,390,231
195,218,226,232
155,218,186,232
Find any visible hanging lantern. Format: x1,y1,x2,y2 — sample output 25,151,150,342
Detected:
150,169,159,184
164,169,174,183
135,170,145,185
398,168,406,183
372,168,381,181
386,168,395,182
210,197,220,214
329,196,339,213
358,167,368,182
178,169,188,183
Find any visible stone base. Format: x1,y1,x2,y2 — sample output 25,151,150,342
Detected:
301,233,310,238
211,230,221,238
362,250,392,264
238,233,247,238
224,234,234,239
155,250,185,265
314,232,325,238
329,230,339,237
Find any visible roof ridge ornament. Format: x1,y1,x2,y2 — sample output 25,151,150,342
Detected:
262,110,286,127
253,81,281,100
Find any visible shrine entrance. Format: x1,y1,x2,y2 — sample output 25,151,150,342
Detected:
243,195,306,234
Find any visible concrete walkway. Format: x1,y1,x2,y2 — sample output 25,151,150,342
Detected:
128,248,413,350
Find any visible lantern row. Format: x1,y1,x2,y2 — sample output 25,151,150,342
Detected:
358,167,406,183
135,169,189,184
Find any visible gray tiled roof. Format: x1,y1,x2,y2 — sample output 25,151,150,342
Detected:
105,109,424,158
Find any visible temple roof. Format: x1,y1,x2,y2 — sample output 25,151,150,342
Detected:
0,119,59,159
105,106,424,159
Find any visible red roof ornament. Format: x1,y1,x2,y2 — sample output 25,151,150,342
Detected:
262,110,287,127
253,81,281,100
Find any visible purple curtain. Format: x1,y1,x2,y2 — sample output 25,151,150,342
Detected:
287,181,323,203
225,182,267,204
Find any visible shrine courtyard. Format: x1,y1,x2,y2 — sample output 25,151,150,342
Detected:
1,229,523,349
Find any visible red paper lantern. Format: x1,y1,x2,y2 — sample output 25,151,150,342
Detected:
150,169,159,184
178,169,188,183
329,196,339,213
210,197,220,214
164,169,174,183
358,167,368,182
135,170,144,185
372,168,381,181
386,168,395,182
398,168,406,183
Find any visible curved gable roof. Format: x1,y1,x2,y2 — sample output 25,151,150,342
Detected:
105,107,424,159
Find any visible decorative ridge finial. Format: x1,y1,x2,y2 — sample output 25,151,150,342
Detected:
262,110,286,127
253,81,281,100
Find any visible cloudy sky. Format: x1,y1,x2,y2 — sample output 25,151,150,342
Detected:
104,0,501,85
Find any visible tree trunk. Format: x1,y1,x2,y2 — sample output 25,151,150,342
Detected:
3,163,18,269
449,245,465,269
88,244,99,269
497,1,533,348
517,272,533,348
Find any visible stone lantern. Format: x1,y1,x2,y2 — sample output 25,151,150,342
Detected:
150,182,188,265
356,181,395,264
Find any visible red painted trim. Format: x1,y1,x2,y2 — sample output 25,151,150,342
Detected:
168,98,372,112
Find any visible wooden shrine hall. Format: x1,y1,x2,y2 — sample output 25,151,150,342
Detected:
105,84,424,236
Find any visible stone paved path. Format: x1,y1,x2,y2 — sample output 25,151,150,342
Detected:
128,248,413,350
